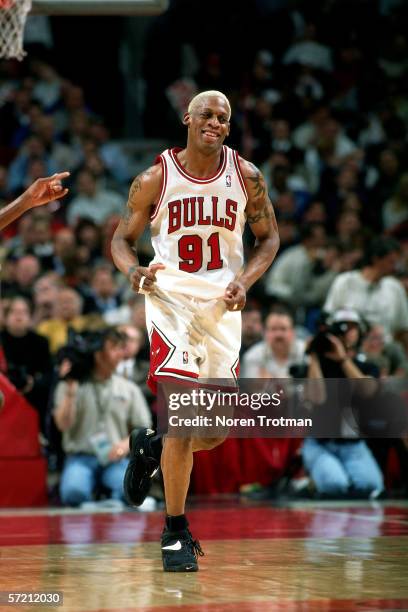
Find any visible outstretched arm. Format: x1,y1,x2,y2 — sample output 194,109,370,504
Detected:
111,164,164,293
0,172,70,231
223,159,279,311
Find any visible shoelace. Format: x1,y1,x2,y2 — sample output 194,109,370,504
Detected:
188,533,204,558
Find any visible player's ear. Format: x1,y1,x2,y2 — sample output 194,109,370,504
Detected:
183,112,190,127
225,121,230,137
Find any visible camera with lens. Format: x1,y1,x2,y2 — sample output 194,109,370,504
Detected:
56,329,106,382
306,309,366,357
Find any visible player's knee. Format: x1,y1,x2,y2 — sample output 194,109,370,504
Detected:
163,436,194,453
193,436,226,451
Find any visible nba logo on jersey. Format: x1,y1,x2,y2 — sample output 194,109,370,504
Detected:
226,174,231,187
183,351,189,364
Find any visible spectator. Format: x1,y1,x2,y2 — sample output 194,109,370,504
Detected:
241,308,306,378
4,214,35,260
82,151,121,193
32,272,63,325
382,172,408,231
74,218,102,262
116,324,151,400
52,228,77,276
264,223,327,307
274,216,298,252
53,327,152,506
324,237,408,351
66,170,123,226
302,309,384,498
335,210,363,247
82,263,122,315
261,153,309,213
370,149,400,213
299,240,346,317
292,104,331,151
37,287,103,353
0,88,32,148
31,60,62,110
1,296,52,431
240,305,264,357
2,254,41,301
7,136,57,196
88,120,132,185
304,119,357,193
302,200,328,225
30,214,55,269
283,21,333,72
35,115,78,171
361,324,408,377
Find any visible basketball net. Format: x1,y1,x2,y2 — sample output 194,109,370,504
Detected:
0,0,32,61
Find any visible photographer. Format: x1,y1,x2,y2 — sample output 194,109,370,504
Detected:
302,309,384,498
53,327,152,507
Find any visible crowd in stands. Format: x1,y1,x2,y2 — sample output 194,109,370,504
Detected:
0,1,408,505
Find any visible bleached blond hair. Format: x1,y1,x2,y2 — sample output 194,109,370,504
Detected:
187,90,231,120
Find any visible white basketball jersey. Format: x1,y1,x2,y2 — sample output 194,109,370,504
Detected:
149,146,247,299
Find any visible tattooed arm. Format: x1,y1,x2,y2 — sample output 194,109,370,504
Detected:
241,159,279,285
111,164,164,293
223,159,279,311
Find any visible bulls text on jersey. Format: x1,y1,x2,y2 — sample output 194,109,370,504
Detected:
167,196,237,234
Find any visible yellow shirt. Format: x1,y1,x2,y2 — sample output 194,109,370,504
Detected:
37,315,104,353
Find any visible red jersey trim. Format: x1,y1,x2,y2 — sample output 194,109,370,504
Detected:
160,367,199,379
150,154,168,221
230,357,240,382
169,146,227,184
233,150,248,202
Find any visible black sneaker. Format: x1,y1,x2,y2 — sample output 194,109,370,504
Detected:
123,428,160,506
161,528,204,572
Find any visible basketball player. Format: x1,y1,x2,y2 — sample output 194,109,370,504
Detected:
0,173,70,231
111,91,279,571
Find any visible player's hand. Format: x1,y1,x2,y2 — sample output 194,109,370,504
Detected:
22,172,70,209
128,263,165,293
223,280,246,312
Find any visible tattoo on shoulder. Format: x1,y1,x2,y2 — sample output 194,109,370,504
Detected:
122,168,153,225
122,204,133,225
245,163,266,199
129,169,153,200
246,201,273,224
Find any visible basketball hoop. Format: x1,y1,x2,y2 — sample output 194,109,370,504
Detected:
0,0,32,61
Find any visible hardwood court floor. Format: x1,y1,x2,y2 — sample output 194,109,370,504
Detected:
0,499,407,611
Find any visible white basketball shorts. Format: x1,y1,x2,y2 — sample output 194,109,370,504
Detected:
145,287,241,392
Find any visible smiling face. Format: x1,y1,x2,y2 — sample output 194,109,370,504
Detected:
184,96,230,153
